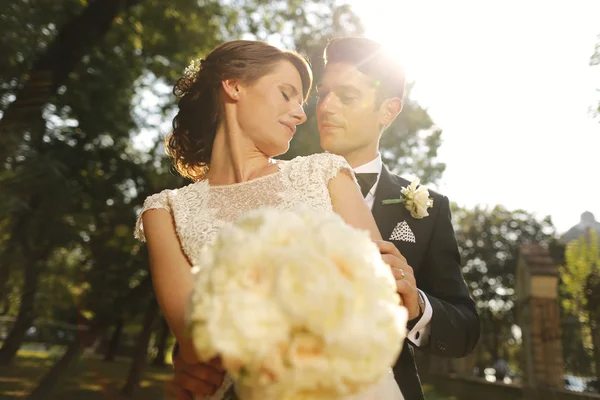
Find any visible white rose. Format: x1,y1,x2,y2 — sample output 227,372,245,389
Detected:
401,178,434,219
273,247,353,334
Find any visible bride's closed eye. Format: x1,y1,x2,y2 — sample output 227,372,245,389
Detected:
279,83,301,104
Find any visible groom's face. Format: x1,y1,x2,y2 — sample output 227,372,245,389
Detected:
316,62,382,163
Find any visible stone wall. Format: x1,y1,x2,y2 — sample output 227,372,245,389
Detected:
529,297,564,387
422,373,600,400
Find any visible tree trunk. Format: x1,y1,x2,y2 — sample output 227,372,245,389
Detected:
104,317,125,362
475,343,486,378
480,318,494,363
592,320,600,381
0,296,10,315
122,298,159,396
0,263,11,314
0,174,49,365
0,261,38,365
0,283,11,316
152,316,169,367
0,0,143,158
27,278,152,397
490,320,501,362
589,306,600,381
586,271,600,381
27,328,94,400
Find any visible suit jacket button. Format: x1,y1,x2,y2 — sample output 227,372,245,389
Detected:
436,340,447,351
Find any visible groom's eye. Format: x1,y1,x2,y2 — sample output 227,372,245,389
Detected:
315,85,328,97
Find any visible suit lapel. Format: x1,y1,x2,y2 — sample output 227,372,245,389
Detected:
372,166,409,240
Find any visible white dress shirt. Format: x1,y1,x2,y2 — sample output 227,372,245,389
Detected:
354,154,433,347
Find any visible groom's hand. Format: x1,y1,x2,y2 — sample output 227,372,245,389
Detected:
169,353,225,400
375,241,421,320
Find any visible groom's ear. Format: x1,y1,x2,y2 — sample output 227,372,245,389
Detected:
378,97,403,127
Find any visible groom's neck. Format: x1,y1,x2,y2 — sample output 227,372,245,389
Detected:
342,147,380,170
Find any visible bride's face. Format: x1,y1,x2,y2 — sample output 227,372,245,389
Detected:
235,60,307,157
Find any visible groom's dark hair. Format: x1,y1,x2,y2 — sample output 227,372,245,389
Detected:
323,37,406,102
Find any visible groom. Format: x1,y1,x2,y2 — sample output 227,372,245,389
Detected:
169,38,480,400
315,37,480,399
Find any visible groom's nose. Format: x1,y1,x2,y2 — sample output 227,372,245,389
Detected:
317,92,339,114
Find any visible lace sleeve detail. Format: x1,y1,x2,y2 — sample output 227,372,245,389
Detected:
314,153,357,185
134,190,172,242
278,153,358,212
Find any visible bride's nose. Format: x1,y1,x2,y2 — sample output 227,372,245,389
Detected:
290,103,307,125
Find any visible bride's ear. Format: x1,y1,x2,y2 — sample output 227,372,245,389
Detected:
222,79,241,101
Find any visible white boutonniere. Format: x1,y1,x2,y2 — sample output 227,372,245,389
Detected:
382,178,434,219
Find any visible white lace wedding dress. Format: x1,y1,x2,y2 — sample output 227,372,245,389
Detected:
135,153,403,400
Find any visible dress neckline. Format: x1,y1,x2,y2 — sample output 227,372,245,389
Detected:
201,161,287,190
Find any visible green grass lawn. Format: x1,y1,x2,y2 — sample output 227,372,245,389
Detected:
423,383,457,400
0,349,455,399
0,349,173,399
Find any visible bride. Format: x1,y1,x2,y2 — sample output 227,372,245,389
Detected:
134,40,404,400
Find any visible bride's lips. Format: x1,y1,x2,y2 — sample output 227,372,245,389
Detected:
281,122,296,136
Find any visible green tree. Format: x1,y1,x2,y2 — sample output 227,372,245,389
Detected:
560,229,600,379
0,137,89,364
122,297,159,396
27,277,153,400
452,205,556,363
561,230,600,323
549,240,595,376
380,83,445,184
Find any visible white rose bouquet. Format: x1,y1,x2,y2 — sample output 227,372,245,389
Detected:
186,207,408,400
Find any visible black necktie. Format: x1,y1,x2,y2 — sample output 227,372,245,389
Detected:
355,173,378,198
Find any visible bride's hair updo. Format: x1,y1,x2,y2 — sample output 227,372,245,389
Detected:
165,40,312,181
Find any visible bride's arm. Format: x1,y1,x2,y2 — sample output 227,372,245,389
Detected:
328,169,383,241
329,167,418,314
142,209,201,364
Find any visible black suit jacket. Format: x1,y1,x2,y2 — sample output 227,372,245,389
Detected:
371,166,480,400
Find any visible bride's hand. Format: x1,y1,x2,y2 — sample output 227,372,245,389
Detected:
374,240,419,318
170,353,225,399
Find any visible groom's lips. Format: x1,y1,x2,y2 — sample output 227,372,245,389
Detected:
319,122,342,131
319,122,342,134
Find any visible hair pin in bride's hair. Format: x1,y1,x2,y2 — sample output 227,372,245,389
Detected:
175,58,207,99
183,58,203,83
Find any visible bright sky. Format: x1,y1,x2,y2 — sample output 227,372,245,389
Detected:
350,0,600,234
